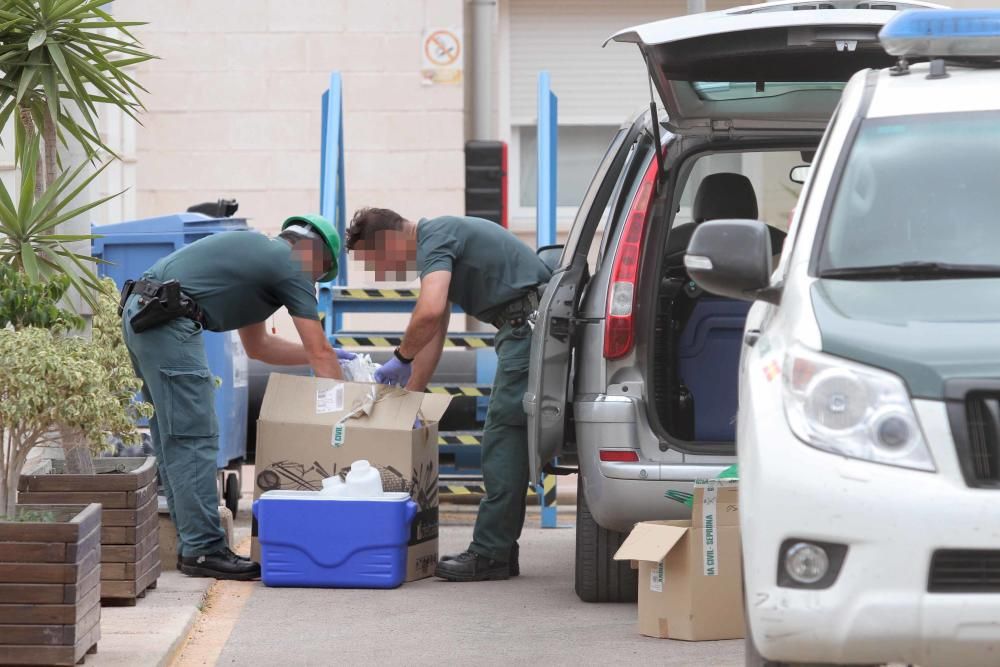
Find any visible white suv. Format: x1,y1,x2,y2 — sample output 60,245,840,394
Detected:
686,9,1000,667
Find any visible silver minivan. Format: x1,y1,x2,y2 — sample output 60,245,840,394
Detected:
524,0,941,602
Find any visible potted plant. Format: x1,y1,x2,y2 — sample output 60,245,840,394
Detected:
4,269,159,605
0,269,149,662
0,502,103,665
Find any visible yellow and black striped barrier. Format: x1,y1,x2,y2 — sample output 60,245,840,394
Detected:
438,431,483,446
429,385,491,398
331,287,420,300
440,483,538,497
332,333,494,349
542,474,557,514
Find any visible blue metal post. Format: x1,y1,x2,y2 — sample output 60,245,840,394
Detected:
536,71,557,249
536,71,559,529
318,72,347,336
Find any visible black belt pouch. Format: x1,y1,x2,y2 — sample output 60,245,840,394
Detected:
129,280,187,333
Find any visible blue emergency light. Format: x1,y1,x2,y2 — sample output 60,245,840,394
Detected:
880,10,1000,58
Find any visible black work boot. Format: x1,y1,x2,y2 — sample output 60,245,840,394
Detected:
180,547,261,581
441,542,519,577
435,550,509,582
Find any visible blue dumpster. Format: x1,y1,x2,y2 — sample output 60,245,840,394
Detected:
92,213,250,477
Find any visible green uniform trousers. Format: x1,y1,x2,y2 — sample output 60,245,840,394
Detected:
469,322,533,562
122,294,227,558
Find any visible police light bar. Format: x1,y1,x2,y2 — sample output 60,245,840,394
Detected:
880,9,1000,58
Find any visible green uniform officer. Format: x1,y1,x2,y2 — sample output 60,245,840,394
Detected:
345,208,551,582
122,215,347,581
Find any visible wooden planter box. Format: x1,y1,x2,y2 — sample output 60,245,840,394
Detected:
19,457,161,605
0,503,101,666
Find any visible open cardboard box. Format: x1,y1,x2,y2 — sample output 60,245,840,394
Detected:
614,480,743,641
251,373,452,582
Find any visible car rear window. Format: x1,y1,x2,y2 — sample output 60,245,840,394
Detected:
693,81,845,100
820,111,1000,270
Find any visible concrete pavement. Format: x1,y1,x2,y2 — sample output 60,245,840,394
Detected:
196,507,743,667
89,570,212,667
83,472,742,667
88,499,253,667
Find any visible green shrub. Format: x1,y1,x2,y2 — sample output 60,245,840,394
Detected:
0,277,152,517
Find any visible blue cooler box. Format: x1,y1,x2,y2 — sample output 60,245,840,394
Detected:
253,491,418,589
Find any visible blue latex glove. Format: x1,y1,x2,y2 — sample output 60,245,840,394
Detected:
335,348,356,361
374,357,412,387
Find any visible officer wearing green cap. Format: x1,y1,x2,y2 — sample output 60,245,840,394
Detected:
121,215,346,580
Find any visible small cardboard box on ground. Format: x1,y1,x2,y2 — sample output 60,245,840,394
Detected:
252,373,450,582
614,480,743,641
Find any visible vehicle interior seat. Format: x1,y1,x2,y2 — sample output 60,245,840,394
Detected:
665,172,786,268
671,172,783,442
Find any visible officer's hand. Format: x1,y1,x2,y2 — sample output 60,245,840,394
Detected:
334,348,356,361
374,357,412,387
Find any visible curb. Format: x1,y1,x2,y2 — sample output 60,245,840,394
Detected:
158,579,214,667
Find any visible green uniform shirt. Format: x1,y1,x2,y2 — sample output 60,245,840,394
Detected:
146,231,319,332
417,216,552,322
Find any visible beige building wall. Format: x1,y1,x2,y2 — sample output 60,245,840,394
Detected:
121,0,466,239
113,0,467,337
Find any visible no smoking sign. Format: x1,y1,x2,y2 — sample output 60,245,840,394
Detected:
421,27,463,85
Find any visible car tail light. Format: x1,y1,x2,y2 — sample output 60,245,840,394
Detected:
599,450,640,462
604,156,660,359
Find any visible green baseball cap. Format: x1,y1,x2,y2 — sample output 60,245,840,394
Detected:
282,214,341,282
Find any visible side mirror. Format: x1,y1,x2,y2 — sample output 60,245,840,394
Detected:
536,244,564,272
789,165,810,185
684,220,780,305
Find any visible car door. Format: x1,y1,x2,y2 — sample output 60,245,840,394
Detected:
524,114,646,482
608,0,943,136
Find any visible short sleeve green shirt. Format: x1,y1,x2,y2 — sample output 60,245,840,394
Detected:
146,231,319,332
416,216,552,321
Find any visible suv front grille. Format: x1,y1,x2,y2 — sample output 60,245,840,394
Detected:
965,395,1000,482
929,550,1000,593
945,385,1000,488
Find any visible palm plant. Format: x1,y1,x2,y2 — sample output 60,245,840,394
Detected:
0,0,152,306
0,134,119,306
0,0,153,190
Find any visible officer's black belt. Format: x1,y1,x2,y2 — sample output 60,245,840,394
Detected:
489,289,541,330
119,278,207,334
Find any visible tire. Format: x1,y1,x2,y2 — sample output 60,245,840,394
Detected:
224,473,240,518
256,469,280,492
575,476,638,603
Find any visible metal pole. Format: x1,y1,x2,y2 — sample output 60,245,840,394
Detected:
319,72,346,336
536,70,558,528
470,0,496,140
467,1,497,381
536,71,557,250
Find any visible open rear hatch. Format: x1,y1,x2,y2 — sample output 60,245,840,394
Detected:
608,0,943,135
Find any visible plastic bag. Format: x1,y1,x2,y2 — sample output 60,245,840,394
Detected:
339,352,379,383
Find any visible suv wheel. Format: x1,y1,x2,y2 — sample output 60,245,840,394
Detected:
574,477,637,603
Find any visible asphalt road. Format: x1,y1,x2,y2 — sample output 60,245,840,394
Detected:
212,507,744,666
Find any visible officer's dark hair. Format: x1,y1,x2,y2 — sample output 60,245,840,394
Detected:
345,207,405,251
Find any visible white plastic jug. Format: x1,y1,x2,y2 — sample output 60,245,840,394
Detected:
343,460,384,497
320,475,348,497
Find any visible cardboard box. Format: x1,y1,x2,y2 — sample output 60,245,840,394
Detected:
251,373,451,582
614,480,743,641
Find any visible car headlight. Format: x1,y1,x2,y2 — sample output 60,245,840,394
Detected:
782,346,935,472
